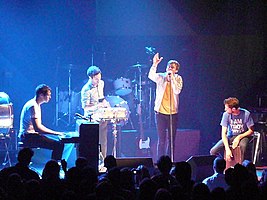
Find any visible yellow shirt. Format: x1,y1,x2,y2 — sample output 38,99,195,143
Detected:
159,82,176,114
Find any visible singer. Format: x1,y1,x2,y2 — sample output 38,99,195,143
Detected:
148,53,183,160
81,66,110,158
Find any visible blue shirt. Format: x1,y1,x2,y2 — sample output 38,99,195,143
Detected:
220,108,254,137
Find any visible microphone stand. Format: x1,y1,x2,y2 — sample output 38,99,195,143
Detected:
55,55,60,127
169,74,174,162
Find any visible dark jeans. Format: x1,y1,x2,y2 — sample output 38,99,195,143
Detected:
21,133,64,161
155,112,178,159
210,135,250,161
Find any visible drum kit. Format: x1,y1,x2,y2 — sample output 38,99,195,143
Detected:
55,62,154,157
107,63,154,130
92,63,153,157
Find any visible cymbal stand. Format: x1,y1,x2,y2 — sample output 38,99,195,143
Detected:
67,64,73,125
138,67,143,104
55,55,60,127
112,120,118,158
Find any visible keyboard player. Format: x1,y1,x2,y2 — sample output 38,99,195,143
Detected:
80,65,110,158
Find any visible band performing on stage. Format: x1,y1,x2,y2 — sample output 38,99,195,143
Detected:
1,2,267,199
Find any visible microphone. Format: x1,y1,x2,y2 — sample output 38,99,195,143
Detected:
168,72,172,76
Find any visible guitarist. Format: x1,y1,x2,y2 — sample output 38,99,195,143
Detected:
148,53,183,160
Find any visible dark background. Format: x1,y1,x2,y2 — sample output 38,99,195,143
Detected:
1,0,266,155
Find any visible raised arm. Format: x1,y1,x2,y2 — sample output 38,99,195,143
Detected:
148,53,163,82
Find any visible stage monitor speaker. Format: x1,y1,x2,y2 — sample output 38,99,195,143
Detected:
186,155,216,182
116,157,154,170
78,123,99,172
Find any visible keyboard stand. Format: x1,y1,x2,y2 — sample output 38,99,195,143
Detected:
1,135,11,167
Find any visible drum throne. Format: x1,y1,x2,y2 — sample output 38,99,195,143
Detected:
0,92,15,167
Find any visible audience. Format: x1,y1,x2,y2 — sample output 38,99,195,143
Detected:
151,155,178,190
0,147,40,185
202,157,228,191
173,161,195,198
0,149,266,200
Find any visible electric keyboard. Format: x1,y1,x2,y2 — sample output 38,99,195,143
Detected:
59,131,80,143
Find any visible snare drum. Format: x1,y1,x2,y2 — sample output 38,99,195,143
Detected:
106,96,129,126
95,107,127,121
113,77,132,96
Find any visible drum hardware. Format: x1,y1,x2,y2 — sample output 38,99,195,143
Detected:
55,64,82,128
0,92,14,167
102,96,129,158
129,63,148,68
111,122,119,158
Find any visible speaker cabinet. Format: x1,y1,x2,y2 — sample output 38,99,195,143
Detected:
119,129,137,157
174,129,200,162
116,157,154,169
78,123,99,172
148,128,200,163
186,155,216,182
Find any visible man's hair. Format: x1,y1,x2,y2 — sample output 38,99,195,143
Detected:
224,97,239,109
213,157,226,174
156,155,172,173
87,66,101,77
35,84,51,97
167,60,180,71
18,147,34,163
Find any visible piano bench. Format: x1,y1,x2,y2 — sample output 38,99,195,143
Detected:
17,141,40,150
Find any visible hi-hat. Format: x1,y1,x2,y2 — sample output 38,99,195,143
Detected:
130,63,148,68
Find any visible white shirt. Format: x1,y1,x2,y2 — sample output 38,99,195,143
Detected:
81,79,105,117
19,98,41,137
148,65,183,113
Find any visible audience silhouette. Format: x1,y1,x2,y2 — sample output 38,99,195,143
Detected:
202,157,228,191
0,151,266,200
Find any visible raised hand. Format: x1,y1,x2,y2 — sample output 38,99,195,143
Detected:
153,53,163,66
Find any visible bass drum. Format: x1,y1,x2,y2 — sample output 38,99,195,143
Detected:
113,77,132,96
58,91,81,115
105,95,130,126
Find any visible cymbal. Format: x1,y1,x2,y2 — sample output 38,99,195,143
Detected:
60,64,83,70
130,63,148,68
